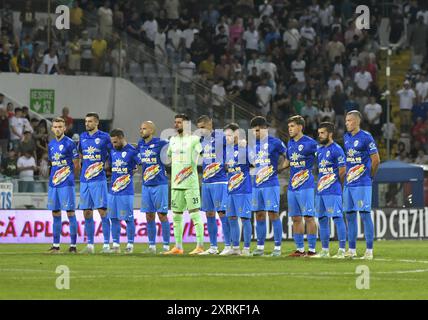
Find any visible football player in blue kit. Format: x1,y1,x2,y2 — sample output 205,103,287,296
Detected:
282,116,318,257
248,116,287,257
78,112,113,254
196,115,231,255
138,121,171,254
107,129,140,254
223,123,253,256
344,111,380,260
47,117,80,253
312,122,347,259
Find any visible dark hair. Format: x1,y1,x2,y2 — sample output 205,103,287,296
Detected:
52,117,65,124
31,118,39,123
22,106,29,111
287,115,305,128
15,107,23,113
86,112,100,120
197,115,211,124
347,110,362,120
175,113,189,121
224,122,240,131
250,116,268,128
319,122,335,134
110,128,125,138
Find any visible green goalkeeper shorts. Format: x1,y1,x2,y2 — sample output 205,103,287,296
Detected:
171,188,201,212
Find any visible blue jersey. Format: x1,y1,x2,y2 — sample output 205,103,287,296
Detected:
316,142,346,196
79,130,112,183
108,144,140,195
138,137,168,186
249,136,287,188
201,131,228,183
344,130,378,187
287,135,317,191
48,136,79,188
225,144,252,195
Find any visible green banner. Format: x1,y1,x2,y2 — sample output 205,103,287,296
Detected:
30,89,55,114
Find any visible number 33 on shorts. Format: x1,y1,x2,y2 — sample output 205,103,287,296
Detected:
171,189,201,212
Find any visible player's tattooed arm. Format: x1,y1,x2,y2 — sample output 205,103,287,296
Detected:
370,152,380,179
277,154,287,173
338,166,346,185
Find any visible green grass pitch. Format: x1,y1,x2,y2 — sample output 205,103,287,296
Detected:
0,240,427,300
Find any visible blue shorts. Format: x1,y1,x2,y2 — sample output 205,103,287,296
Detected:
315,194,343,218
343,186,372,212
48,186,76,211
287,188,315,217
252,186,280,212
107,194,134,221
79,180,108,210
226,193,252,219
141,184,168,214
201,183,228,212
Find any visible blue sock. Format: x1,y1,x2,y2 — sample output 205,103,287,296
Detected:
346,212,358,250
293,233,304,250
68,215,77,246
242,218,252,248
53,216,62,245
229,218,240,247
256,219,266,246
101,217,111,245
272,218,282,247
318,216,330,249
333,216,347,249
126,220,135,244
111,218,121,244
307,234,317,251
220,215,230,246
206,216,218,247
147,219,156,246
85,218,95,245
161,220,171,246
360,211,374,250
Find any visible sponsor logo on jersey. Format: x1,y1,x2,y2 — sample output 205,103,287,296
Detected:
228,172,245,192
84,162,104,180
317,173,337,192
143,164,160,182
174,166,193,185
291,169,309,189
112,174,131,192
203,162,221,180
255,165,274,186
53,166,71,186
347,164,366,183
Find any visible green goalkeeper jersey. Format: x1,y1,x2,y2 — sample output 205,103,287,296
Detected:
168,134,202,190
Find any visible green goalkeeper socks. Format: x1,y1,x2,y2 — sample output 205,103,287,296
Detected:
173,214,184,249
190,212,204,247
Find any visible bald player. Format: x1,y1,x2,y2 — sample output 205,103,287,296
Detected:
344,110,380,260
138,121,171,254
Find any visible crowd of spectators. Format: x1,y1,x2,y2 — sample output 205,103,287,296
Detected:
0,0,428,168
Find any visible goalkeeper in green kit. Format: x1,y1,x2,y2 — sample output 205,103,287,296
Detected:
164,114,205,255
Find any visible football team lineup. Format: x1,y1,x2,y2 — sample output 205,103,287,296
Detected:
43,109,381,260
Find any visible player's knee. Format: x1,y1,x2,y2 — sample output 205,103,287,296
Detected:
157,213,168,222
256,211,266,220
304,216,314,223
83,210,93,219
229,216,237,220
268,212,279,220
66,211,75,217
218,211,226,218
52,211,61,217
206,211,216,218
292,216,302,223
146,213,156,221
98,208,107,217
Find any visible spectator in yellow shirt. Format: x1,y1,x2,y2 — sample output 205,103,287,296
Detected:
198,54,216,80
70,1,84,34
92,33,108,75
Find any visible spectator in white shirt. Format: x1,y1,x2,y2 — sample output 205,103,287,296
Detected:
142,13,158,47
381,121,397,145
98,1,113,40
327,73,343,97
215,16,229,35
415,73,428,103
167,22,183,64
17,151,37,193
300,20,316,47
182,21,198,51
9,107,33,152
256,78,273,116
243,24,259,58
259,0,274,17
246,52,263,75
179,54,196,95
261,54,278,82
397,80,416,133
283,21,300,55
291,54,306,85
301,99,319,134
354,66,373,96
165,0,180,20
38,48,60,75
363,96,383,137
211,79,226,119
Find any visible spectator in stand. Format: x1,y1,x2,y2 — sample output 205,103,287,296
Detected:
110,42,127,77
79,30,93,75
17,47,34,73
98,1,113,41
113,3,125,30
92,32,107,75
38,151,49,192
182,20,197,54
240,80,257,107
165,0,180,21
211,79,226,120
212,25,229,63
411,117,428,146
381,120,397,147
229,17,244,48
34,120,49,161
167,22,183,65
300,19,316,47
415,73,428,103
9,107,32,152
0,43,11,72
142,12,158,50
246,52,263,75
38,47,60,75
415,149,428,164
30,118,39,132
199,54,216,80
10,48,19,73
256,78,273,116
214,55,231,82
0,2,14,38
363,96,383,138
70,0,84,35
22,106,30,122
20,0,36,38
327,72,344,97
1,150,18,178
0,94,4,110
68,34,82,75
397,80,416,133
412,100,428,122
6,103,14,118
301,98,319,136
345,91,360,113
331,84,347,136
318,99,335,123
178,53,196,96
17,151,37,193
354,62,373,98
61,107,74,138
18,130,36,159
243,23,260,59
190,31,208,67
292,92,305,116
0,108,9,156
291,53,306,91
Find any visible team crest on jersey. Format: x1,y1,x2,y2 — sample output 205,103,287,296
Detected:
255,165,274,186
174,166,193,184
59,145,64,151
143,164,161,182
298,145,304,151
203,162,221,179
95,138,100,145
326,150,330,158
52,166,71,186
291,170,309,189
112,174,131,192
354,140,359,147
317,173,336,192
347,164,366,183
150,144,155,148
228,172,245,192
84,162,103,180
263,143,268,150
358,200,364,208
122,151,127,158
